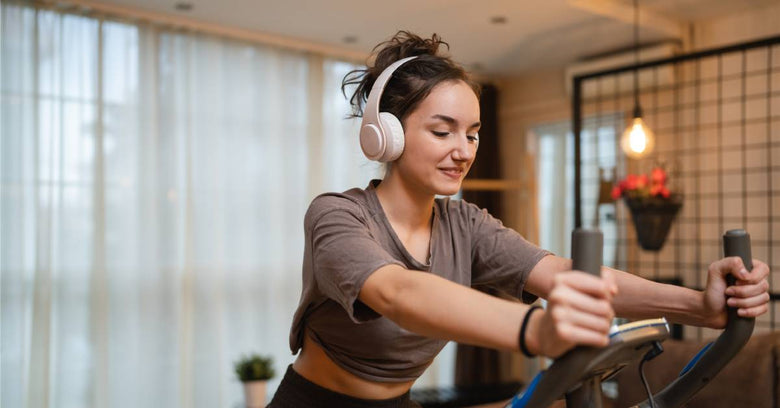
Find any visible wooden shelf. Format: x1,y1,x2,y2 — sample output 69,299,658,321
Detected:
461,179,530,191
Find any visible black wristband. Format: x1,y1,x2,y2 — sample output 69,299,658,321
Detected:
519,305,542,358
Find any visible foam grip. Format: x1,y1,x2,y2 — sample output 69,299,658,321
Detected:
721,229,755,337
723,229,753,286
571,229,603,276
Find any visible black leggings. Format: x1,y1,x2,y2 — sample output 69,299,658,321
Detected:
268,365,421,408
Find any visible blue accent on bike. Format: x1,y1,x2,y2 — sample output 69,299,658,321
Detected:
510,370,545,408
679,342,714,377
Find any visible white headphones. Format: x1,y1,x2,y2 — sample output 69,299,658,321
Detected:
359,56,417,162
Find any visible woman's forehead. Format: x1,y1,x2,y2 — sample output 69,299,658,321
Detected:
415,81,480,123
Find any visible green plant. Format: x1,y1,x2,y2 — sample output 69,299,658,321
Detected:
234,354,275,382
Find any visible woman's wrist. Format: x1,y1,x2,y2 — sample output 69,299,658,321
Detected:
520,306,545,357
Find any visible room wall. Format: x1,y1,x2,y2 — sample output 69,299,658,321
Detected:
497,1,780,240
494,70,569,242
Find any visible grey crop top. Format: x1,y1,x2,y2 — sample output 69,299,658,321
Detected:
288,180,550,382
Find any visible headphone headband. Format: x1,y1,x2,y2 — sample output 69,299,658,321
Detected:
359,56,417,162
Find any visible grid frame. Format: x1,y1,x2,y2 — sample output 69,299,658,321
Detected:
573,35,780,339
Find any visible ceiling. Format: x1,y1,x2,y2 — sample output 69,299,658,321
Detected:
81,0,778,75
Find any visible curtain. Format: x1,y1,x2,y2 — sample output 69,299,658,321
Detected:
0,3,457,408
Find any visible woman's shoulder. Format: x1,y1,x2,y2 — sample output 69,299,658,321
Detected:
305,187,373,225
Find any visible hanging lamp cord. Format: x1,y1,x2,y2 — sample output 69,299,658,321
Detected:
633,0,642,117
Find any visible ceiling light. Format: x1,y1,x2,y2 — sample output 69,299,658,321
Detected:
621,0,654,159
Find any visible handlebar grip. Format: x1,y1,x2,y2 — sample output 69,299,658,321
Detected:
642,229,755,408
723,229,755,332
723,229,754,282
571,229,603,276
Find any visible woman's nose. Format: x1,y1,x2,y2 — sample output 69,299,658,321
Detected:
452,135,476,161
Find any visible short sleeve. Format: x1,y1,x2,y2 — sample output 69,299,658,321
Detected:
466,203,551,303
306,197,404,323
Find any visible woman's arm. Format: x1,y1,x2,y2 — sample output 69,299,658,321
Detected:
525,254,770,329
359,263,616,358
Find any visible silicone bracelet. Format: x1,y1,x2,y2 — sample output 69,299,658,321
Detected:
519,305,543,358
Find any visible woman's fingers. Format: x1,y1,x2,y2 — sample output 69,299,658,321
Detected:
550,305,612,335
726,279,769,298
711,257,769,284
727,292,770,309
724,259,770,316
740,259,770,284
548,283,614,320
544,271,616,354
737,304,769,317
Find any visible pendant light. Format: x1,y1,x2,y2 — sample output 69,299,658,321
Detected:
621,0,655,159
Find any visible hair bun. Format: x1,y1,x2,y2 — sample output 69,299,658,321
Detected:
372,31,448,67
341,31,476,120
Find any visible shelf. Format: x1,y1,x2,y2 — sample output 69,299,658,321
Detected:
461,179,530,191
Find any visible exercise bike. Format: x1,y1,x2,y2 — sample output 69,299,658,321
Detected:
508,229,755,408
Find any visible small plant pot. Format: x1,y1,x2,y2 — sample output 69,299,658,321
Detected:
626,197,683,251
242,380,267,408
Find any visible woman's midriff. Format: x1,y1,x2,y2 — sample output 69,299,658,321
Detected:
292,331,415,399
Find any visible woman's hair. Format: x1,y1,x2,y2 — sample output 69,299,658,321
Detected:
342,31,481,121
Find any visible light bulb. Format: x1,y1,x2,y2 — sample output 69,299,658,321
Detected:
621,117,655,159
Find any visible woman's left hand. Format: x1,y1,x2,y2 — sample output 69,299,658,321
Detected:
703,257,770,328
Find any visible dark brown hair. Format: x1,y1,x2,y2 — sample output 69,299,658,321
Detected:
342,31,481,122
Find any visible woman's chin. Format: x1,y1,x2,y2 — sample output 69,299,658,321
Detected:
435,182,463,197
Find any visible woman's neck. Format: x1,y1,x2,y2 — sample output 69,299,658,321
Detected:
375,174,435,232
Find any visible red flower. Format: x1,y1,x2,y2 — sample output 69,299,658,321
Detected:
649,184,670,198
637,174,648,189
612,166,676,201
651,167,666,185
625,174,638,190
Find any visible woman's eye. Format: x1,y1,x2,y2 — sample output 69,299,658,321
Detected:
467,135,479,142
432,131,449,137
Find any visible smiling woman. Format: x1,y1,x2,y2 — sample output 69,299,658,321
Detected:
270,31,554,408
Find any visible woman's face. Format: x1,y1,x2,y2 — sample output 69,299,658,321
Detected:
394,80,481,197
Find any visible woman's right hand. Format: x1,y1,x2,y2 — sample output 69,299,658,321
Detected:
527,269,618,358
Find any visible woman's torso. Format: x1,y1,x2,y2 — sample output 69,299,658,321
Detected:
287,182,548,396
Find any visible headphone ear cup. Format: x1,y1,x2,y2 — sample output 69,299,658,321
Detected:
379,112,405,162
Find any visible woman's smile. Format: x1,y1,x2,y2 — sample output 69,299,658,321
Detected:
439,166,465,180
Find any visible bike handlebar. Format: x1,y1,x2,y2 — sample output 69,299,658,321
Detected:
509,229,756,408
635,229,755,408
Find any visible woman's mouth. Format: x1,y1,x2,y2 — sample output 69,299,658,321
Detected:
439,167,463,180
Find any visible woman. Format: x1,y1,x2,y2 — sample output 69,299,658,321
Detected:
269,31,770,408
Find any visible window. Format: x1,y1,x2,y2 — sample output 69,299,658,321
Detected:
533,114,624,266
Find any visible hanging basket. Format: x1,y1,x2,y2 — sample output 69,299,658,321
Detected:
625,196,683,251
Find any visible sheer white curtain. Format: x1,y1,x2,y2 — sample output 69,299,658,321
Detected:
0,3,457,408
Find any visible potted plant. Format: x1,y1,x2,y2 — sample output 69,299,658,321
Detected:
234,354,275,408
612,166,683,251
